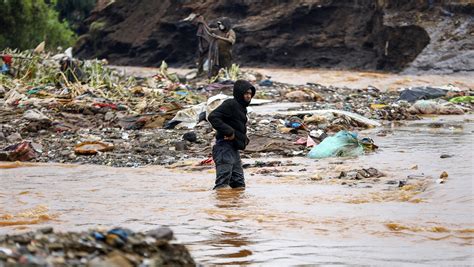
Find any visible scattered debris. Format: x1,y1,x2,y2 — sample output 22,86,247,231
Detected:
0,49,471,167
437,171,449,184
408,100,465,115
440,154,453,159
0,141,39,161
338,167,385,180
0,227,195,266
398,86,449,102
74,141,114,155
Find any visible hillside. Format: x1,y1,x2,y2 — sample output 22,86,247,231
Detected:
74,0,473,73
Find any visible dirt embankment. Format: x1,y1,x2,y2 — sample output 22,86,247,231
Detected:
74,0,473,73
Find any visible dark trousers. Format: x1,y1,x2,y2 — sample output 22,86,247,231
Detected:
212,141,245,189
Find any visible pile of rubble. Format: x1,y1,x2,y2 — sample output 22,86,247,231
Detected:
0,227,195,266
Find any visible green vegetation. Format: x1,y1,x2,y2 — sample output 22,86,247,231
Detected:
0,0,77,51
55,0,96,33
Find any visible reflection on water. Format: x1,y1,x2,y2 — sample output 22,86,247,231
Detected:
1,115,473,265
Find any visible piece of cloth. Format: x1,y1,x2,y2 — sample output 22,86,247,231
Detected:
212,141,245,189
208,80,255,150
195,22,215,74
1,55,13,65
1,64,9,74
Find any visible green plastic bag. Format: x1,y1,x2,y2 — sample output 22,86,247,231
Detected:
307,130,364,159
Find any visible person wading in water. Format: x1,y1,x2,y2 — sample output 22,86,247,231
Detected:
207,80,255,190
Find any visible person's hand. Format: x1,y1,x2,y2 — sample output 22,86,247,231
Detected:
224,133,235,140
196,15,205,23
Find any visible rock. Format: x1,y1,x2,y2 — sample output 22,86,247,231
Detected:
440,154,453,158
440,171,448,179
285,90,312,102
23,109,51,122
6,133,22,143
146,227,174,241
174,141,187,151
338,167,384,180
89,251,133,267
37,227,53,234
0,85,5,98
310,174,323,181
182,132,197,143
104,111,115,121
31,143,43,153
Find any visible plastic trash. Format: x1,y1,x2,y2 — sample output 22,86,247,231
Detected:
408,100,464,115
306,136,316,147
283,109,380,128
449,96,474,104
0,141,39,161
307,131,364,159
286,121,303,129
359,137,378,151
169,102,206,129
74,141,114,155
259,79,273,87
1,63,9,74
398,86,447,102
206,94,231,121
309,129,327,141
294,135,316,147
5,90,25,106
199,157,214,165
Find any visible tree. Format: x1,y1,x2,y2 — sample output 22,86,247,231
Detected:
55,0,96,34
0,0,76,50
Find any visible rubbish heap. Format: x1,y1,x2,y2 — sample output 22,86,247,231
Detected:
0,227,195,266
0,48,472,165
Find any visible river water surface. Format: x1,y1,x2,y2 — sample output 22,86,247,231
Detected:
1,112,473,265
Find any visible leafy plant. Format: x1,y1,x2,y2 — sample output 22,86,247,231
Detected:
0,0,76,50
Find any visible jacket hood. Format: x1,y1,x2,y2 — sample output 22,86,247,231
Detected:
233,80,256,107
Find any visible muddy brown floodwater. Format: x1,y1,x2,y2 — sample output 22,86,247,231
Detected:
1,110,473,265
2,66,474,264
113,66,474,91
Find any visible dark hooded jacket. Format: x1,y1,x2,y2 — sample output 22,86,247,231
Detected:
208,80,256,150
